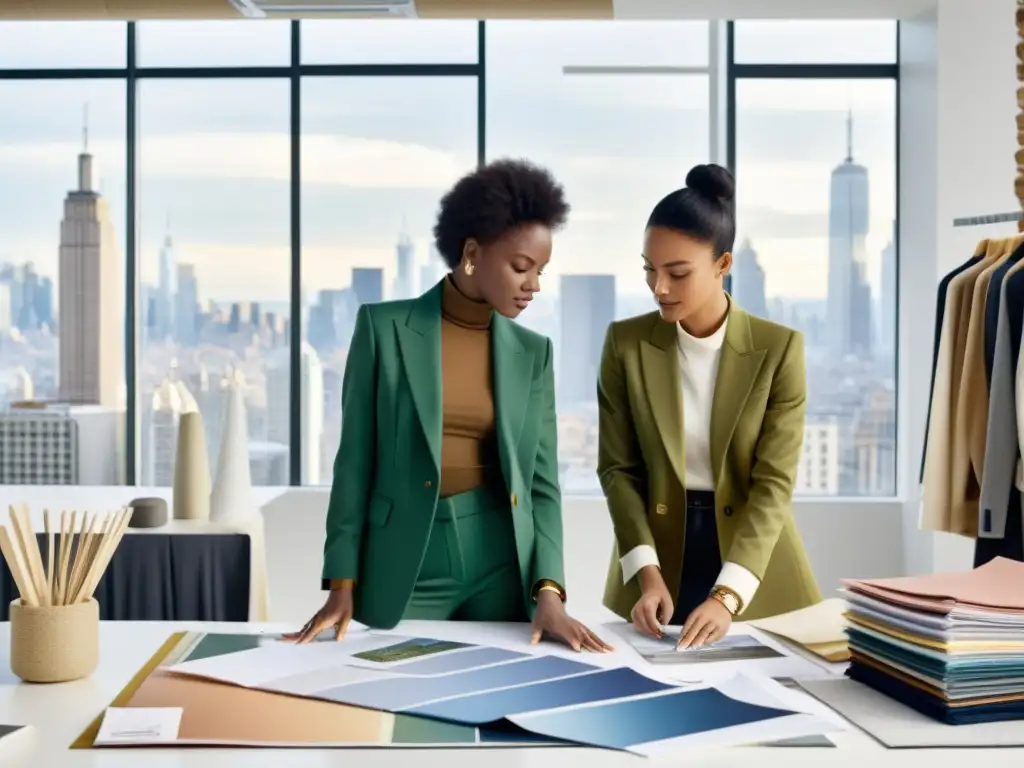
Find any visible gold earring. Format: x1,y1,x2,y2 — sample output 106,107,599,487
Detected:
464,261,475,276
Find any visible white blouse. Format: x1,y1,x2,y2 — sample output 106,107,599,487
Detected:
618,318,761,612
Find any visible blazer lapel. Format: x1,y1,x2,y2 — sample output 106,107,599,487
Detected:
492,314,530,493
640,318,686,490
710,305,767,488
395,281,444,471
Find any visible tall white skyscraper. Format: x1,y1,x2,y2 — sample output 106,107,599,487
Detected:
266,343,324,484
879,221,897,358
175,262,199,345
141,376,184,486
394,231,415,299
826,111,873,361
730,239,769,319
58,109,122,406
559,274,616,407
156,219,176,341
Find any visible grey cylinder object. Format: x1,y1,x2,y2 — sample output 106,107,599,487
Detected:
127,497,168,529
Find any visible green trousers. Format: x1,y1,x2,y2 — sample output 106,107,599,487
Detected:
404,484,527,622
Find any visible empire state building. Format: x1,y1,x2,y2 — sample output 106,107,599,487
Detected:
58,113,121,407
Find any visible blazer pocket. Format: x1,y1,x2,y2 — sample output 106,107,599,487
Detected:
367,493,394,528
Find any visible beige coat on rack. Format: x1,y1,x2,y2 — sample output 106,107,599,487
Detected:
951,237,1024,536
922,239,990,534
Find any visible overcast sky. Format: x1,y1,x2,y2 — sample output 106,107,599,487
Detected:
0,19,897,305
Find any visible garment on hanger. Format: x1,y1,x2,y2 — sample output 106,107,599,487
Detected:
978,242,1024,552
921,239,995,533
920,250,984,482
950,238,1016,536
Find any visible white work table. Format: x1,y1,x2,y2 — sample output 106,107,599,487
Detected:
0,620,1020,767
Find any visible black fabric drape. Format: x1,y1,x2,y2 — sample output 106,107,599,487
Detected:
0,532,251,621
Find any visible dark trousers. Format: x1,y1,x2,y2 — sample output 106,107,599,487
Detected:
670,489,722,626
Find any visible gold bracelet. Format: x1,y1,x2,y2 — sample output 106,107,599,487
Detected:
537,584,563,599
709,587,741,616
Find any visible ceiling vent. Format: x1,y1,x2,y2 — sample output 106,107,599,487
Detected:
229,0,417,18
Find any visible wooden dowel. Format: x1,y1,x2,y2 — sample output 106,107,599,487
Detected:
0,526,36,607
72,511,115,604
65,513,94,606
79,508,130,603
8,506,45,606
44,510,54,607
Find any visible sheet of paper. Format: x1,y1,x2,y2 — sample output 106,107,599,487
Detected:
505,674,840,756
746,597,848,646
603,622,833,685
168,633,406,688
95,707,183,745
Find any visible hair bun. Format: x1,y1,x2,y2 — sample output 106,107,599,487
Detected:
685,163,735,206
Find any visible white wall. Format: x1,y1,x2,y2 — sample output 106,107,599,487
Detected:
262,490,905,624
898,0,1019,575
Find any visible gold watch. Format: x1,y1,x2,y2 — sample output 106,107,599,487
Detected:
709,586,741,616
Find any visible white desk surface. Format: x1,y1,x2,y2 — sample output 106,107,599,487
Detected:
0,620,1019,767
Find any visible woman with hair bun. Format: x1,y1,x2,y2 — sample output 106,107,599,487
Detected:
597,163,821,650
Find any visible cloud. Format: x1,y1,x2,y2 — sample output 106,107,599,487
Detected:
0,133,468,190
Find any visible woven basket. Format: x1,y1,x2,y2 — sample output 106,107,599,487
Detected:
10,598,99,683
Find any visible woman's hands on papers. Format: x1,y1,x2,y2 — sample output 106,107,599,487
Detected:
531,591,614,653
631,565,674,638
678,598,731,650
282,583,354,644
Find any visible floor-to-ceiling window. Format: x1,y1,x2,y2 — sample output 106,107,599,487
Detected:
729,20,898,497
0,18,898,500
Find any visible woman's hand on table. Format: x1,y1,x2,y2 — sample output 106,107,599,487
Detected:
282,583,354,644
530,592,614,653
677,597,732,649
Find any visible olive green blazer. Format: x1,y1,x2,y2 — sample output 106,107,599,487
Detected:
597,303,821,621
321,279,565,629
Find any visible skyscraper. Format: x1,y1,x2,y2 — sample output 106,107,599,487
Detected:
58,109,122,407
155,218,176,341
351,267,384,306
879,220,897,358
558,274,616,407
266,342,324,484
394,231,415,300
826,111,873,361
175,263,199,345
730,239,769,319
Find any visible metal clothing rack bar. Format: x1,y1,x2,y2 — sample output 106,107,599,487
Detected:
953,211,1024,227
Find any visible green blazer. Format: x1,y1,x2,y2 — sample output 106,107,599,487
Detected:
322,279,565,629
598,302,821,621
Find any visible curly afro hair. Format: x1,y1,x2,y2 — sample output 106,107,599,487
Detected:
432,158,570,270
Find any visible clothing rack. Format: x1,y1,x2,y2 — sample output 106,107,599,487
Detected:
953,211,1024,227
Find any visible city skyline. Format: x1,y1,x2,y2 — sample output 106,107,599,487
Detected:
0,18,897,496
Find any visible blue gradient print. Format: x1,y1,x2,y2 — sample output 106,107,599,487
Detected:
510,688,793,750
393,646,527,676
406,667,677,725
319,655,595,712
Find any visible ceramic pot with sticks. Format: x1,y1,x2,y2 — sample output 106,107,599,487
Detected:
0,504,132,683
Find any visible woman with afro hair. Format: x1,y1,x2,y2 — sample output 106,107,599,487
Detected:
287,159,611,653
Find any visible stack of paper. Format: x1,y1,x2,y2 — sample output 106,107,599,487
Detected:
841,557,1024,725
746,598,850,663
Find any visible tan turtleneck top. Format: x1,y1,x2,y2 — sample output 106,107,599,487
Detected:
329,277,501,591
439,274,501,497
